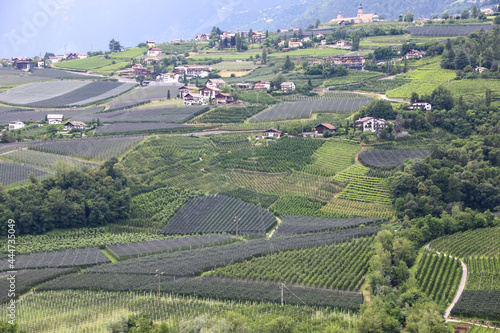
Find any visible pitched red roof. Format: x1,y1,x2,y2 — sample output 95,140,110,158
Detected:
316,123,336,130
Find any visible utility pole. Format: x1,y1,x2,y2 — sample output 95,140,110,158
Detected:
155,270,164,299
281,281,284,306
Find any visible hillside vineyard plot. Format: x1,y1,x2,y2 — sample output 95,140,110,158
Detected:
0,247,110,271
209,237,375,291
415,252,461,307
359,149,431,168
30,135,144,160
275,216,382,235
465,256,500,291
160,195,277,235
89,228,381,276
334,164,392,205
429,226,500,258
106,234,235,260
321,198,395,218
25,82,135,107
107,85,180,106
2,150,99,171
4,290,360,333
76,106,208,123
279,92,371,102
0,160,53,186
95,122,191,135
249,99,372,122
452,290,500,321
302,141,360,177
0,268,76,302
405,25,496,37
0,80,90,105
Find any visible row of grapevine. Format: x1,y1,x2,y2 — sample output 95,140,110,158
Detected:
415,251,462,306
321,198,396,218
302,141,360,177
0,289,360,332
208,133,254,152
0,228,167,254
465,256,500,291
429,226,500,258
160,195,277,235
359,149,431,168
275,216,383,235
0,247,110,271
452,290,500,321
334,164,392,205
89,228,381,276
208,237,375,291
107,234,236,260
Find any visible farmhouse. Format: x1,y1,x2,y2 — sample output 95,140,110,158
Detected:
146,40,156,48
254,81,271,90
324,56,365,70
47,114,64,125
147,48,163,57
406,49,427,59
474,67,488,73
64,121,87,131
13,58,33,71
200,86,221,99
235,83,252,89
277,41,286,47
355,117,387,132
205,79,226,89
157,72,179,83
289,41,303,48
280,82,296,93
183,93,206,106
408,101,432,111
196,34,210,41
179,85,198,95
9,121,25,130
175,66,212,78
213,93,234,105
329,4,374,24
263,128,282,139
315,123,336,134
66,53,88,60
336,40,352,48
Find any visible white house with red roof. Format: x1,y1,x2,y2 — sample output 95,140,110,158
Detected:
355,117,387,132
147,48,163,57
263,128,282,138
254,81,271,90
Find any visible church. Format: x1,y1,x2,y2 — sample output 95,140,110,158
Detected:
329,3,375,25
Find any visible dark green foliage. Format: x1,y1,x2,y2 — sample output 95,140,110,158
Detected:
451,290,500,321
220,188,278,208
430,86,454,111
454,49,470,70
356,99,397,120
216,137,324,173
0,158,130,235
194,105,266,123
235,91,278,105
269,195,328,217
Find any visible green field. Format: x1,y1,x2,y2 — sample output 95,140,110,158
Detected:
53,56,129,72
268,48,347,58
109,47,147,59
386,57,456,99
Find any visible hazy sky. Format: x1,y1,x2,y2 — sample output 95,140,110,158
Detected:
0,0,248,58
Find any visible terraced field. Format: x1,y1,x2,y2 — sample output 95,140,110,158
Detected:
334,164,392,204
321,198,395,218
302,141,360,177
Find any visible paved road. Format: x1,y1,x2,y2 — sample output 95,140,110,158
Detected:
424,243,468,320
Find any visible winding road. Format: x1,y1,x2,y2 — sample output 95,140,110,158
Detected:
424,243,468,321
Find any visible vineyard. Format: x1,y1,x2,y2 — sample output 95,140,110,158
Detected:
321,198,395,218
359,149,431,168
323,71,384,86
208,133,254,152
95,122,191,135
53,56,121,71
334,164,392,205
415,251,462,307
0,290,360,332
405,25,495,37
0,247,110,271
452,290,500,321
275,216,382,235
429,227,500,258
465,256,500,291
0,228,167,254
278,92,371,102
89,228,381,276
386,59,456,99
217,137,324,173
107,85,180,107
76,105,209,123
25,82,134,107
106,234,236,260
249,99,372,122
220,188,279,209
224,170,339,201
270,195,330,217
192,105,266,123
0,268,77,302
160,195,277,235
129,187,202,228
1,149,99,171
302,141,360,177
209,237,375,291
30,135,145,161
0,160,52,186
